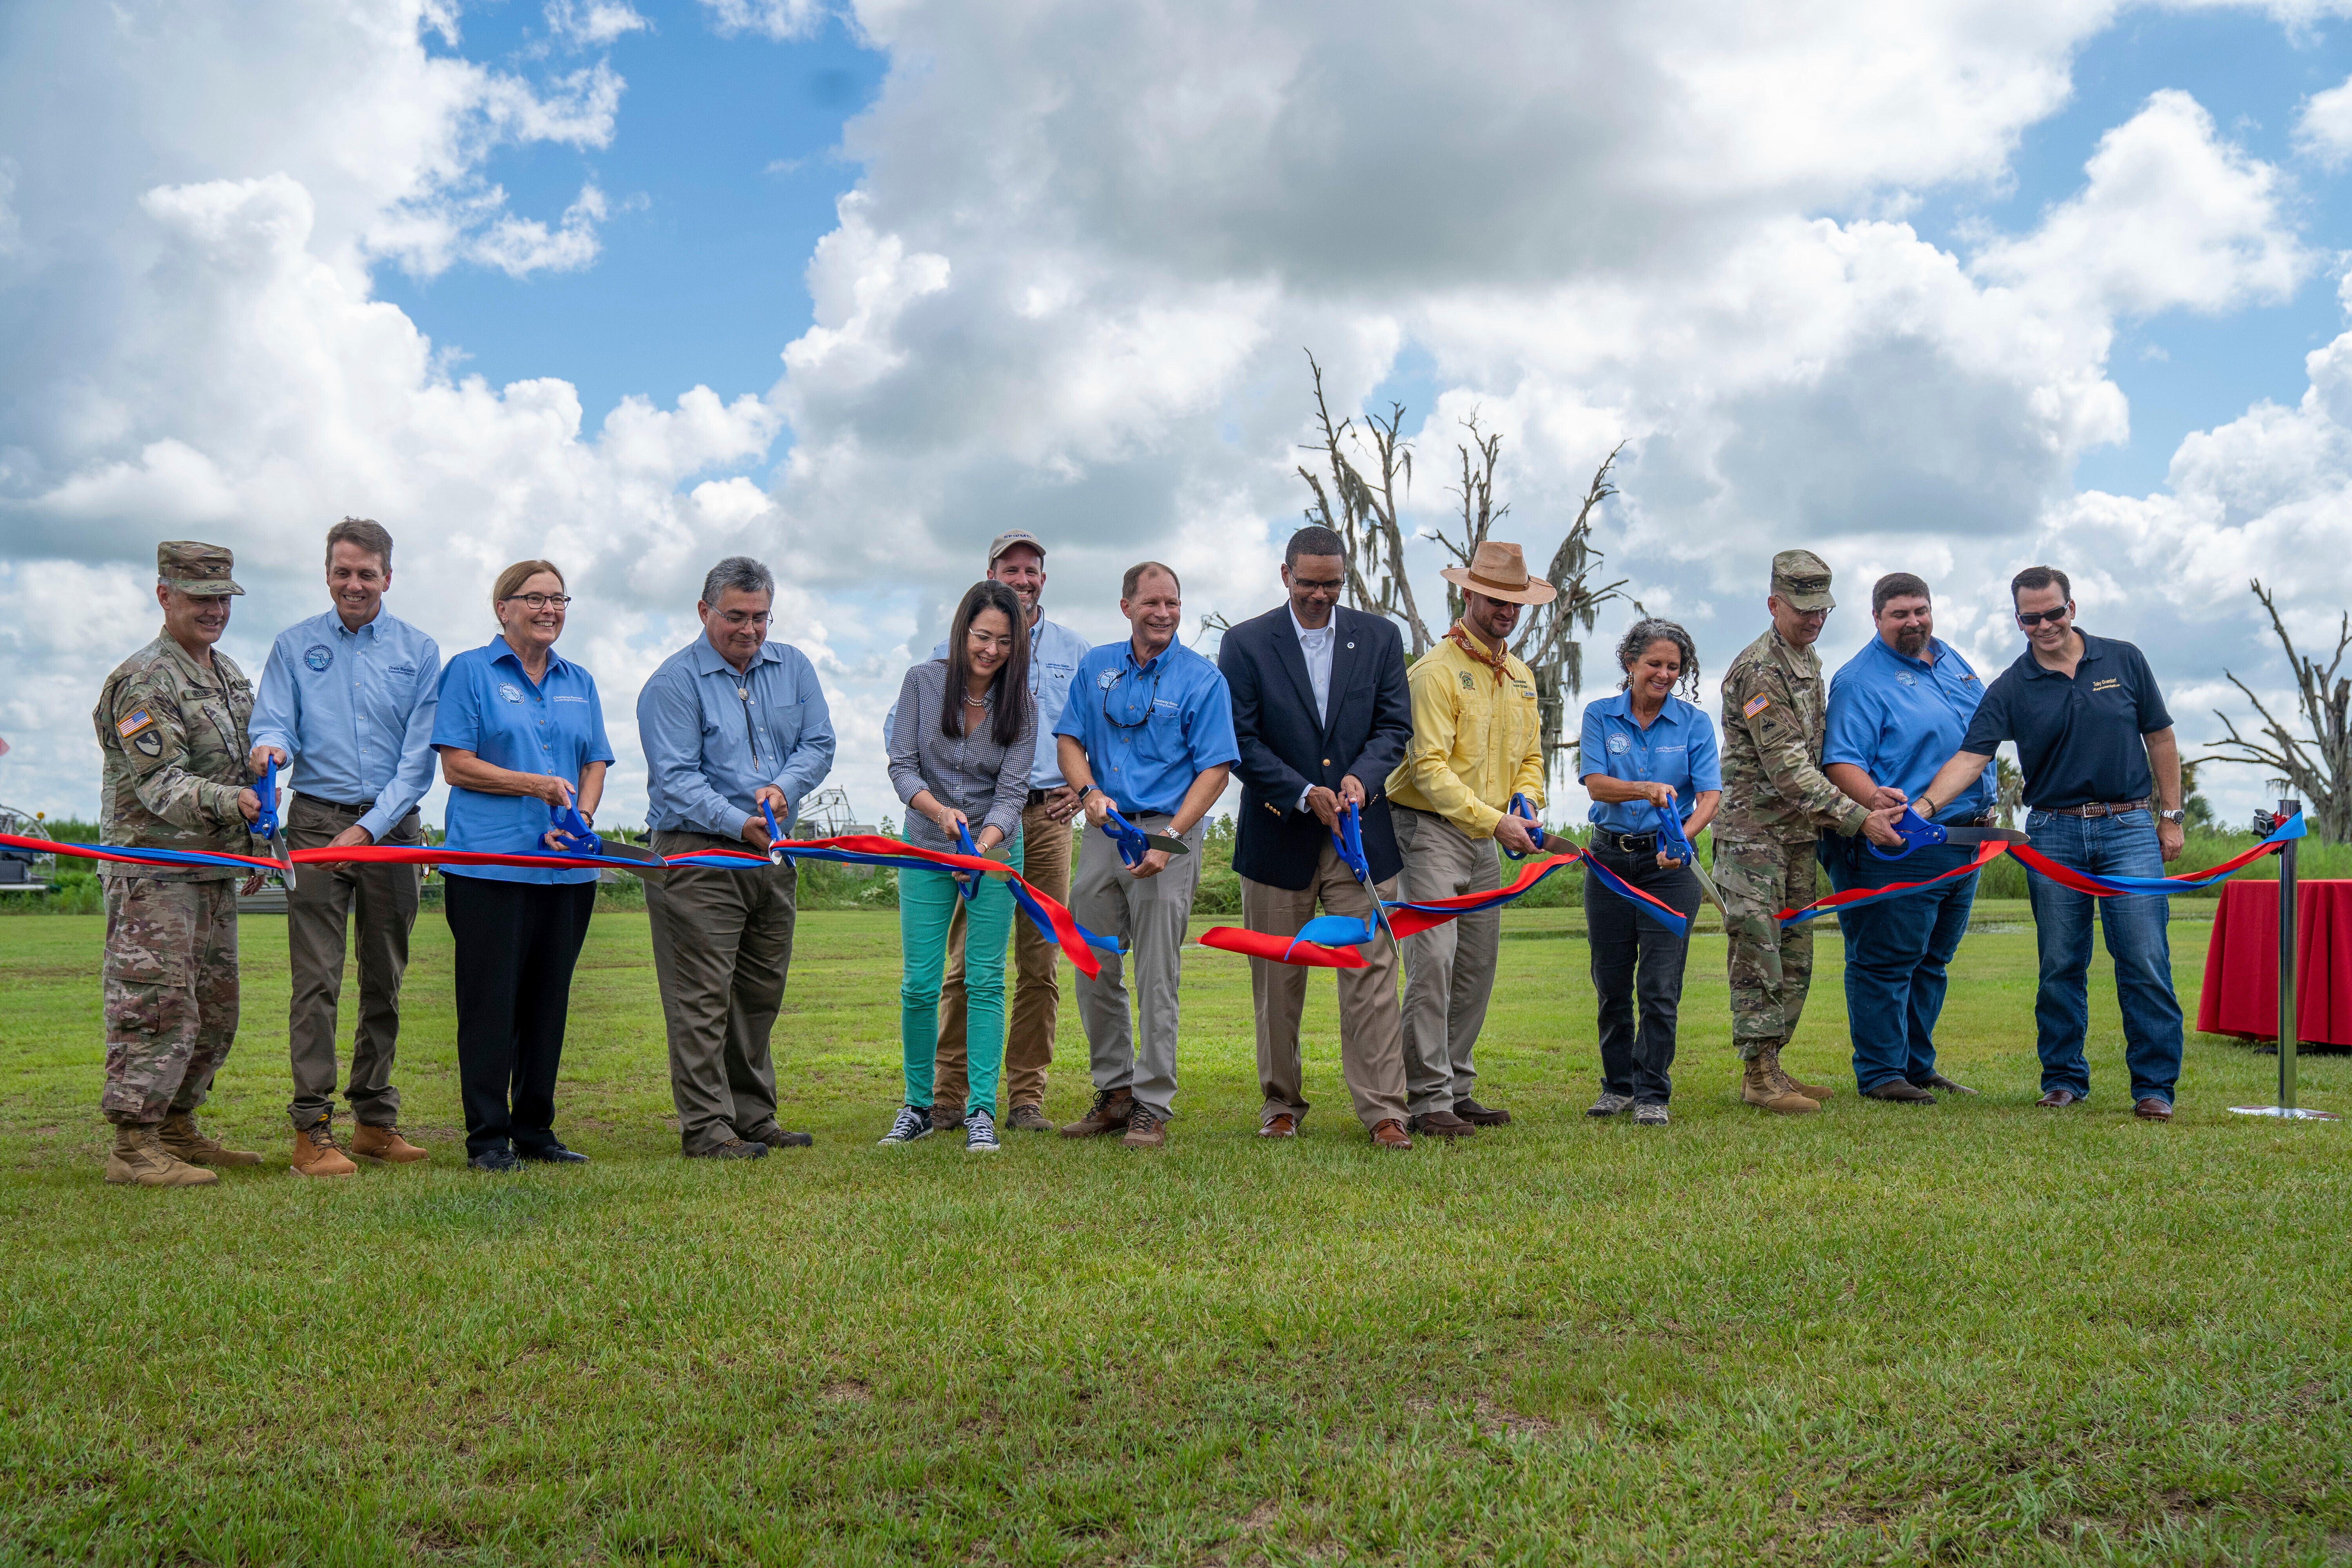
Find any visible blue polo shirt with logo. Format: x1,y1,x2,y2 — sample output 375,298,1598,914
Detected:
431,637,615,884
1825,635,1996,822
1578,691,1721,835
1959,631,2173,810
1053,639,1240,816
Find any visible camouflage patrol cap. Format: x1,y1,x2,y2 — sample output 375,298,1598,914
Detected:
1769,549,1834,612
156,541,245,597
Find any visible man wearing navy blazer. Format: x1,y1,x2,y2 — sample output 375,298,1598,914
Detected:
1218,525,1415,1148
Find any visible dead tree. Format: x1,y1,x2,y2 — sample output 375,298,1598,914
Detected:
1295,351,1630,791
2207,579,2351,842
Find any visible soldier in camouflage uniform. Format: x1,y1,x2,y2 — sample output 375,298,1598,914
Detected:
91,541,268,1186
1716,551,1903,1114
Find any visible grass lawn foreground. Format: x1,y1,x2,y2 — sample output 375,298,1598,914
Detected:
2,901,2349,1564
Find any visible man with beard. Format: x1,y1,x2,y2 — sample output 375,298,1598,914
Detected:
1821,573,1994,1103
1383,541,1553,1136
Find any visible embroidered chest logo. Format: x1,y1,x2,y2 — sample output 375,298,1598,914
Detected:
1606,733,1632,755
1097,669,1121,690
303,644,333,673
497,682,525,704
1742,695,1771,719
2092,678,2121,692
1895,672,1917,687
1458,671,1476,691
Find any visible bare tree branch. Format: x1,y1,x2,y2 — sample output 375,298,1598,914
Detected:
2207,579,2352,841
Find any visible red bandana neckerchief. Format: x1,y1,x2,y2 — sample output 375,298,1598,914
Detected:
1447,622,1512,686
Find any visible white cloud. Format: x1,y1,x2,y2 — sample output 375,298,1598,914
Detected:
546,0,651,48
699,0,828,42
471,182,610,277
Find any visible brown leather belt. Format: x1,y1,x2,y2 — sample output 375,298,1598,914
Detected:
2038,798,2150,819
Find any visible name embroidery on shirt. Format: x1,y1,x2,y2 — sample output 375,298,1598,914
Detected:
553,694,589,704
2092,678,2121,692
387,663,416,679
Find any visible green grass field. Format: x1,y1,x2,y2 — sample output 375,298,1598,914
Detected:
2,901,2348,1565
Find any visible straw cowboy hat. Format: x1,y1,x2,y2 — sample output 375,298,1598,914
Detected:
1439,541,1557,606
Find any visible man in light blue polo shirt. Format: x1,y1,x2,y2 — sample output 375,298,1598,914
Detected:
637,555,836,1159
1052,561,1239,1149
249,517,440,1172
1822,571,1996,1102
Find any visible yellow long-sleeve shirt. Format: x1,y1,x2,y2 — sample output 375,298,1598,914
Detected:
1384,633,1546,837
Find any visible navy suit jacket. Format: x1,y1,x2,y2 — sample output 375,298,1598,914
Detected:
1218,603,1412,891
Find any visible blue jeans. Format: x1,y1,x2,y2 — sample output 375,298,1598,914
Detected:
898,831,1022,1116
1822,834,1977,1093
2022,809,2182,1105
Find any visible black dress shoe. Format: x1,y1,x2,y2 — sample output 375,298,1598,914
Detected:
515,1142,589,1164
1865,1080,1936,1103
469,1147,523,1174
1454,1098,1512,1127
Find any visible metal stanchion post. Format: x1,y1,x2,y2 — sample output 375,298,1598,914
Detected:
2232,798,2336,1120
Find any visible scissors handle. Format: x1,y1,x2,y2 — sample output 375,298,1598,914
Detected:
1866,806,1947,861
1501,792,1546,860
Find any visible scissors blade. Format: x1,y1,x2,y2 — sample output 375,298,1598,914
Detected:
1141,833,1192,856
592,837,672,877
1937,826,2029,846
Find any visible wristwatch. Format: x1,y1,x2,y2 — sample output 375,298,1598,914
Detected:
2158,809,2186,824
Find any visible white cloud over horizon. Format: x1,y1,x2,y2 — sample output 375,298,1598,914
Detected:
2,0,2349,835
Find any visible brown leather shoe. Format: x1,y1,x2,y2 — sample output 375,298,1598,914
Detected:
1007,1104,1055,1133
350,1123,429,1163
929,1103,965,1132
1864,1080,1936,1103
1454,1098,1511,1126
1370,1118,1413,1149
1920,1073,1978,1096
1407,1110,1474,1137
157,1111,262,1167
290,1116,358,1178
1060,1088,1134,1138
1259,1113,1298,1138
2133,1097,2174,1121
2037,1089,2083,1108
1120,1105,1167,1149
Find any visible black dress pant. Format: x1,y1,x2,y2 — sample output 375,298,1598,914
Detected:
445,875,597,1157
1584,849,1703,1105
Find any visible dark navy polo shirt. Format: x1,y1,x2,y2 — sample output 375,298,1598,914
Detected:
1959,632,2173,810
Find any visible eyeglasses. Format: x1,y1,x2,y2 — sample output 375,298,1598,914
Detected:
1101,665,1165,730
503,593,573,611
2016,606,2070,628
1290,575,1345,593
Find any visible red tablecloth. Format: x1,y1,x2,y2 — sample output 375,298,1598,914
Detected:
2198,880,2352,1046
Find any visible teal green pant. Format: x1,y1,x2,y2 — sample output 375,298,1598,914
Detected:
899,832,1022,1116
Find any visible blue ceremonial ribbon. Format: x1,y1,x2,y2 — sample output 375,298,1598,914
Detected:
762,799,789,865
953,821,982,901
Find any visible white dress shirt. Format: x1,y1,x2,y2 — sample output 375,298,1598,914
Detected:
1290,605,1335,809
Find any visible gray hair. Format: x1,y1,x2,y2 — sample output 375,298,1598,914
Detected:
1615,617,1700,697
701,555,775,607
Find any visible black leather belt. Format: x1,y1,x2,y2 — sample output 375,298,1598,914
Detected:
1598,831,1658,856
1025,788,1054,808
294,791,376,814
2039,799,2149,819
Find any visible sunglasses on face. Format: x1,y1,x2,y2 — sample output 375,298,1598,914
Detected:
2016,606,2070,628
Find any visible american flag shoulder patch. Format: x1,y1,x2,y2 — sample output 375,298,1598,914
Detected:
1741,695,1771,719
116,710,156,739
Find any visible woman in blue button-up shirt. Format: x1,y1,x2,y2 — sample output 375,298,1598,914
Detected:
1577,619,1721,1126
430,559,614,1173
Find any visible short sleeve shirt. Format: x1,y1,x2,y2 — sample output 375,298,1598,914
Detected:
1824,636,1995,821
1959,632,2173,810
431,638,615,884
1053,639,1241,816
1578,691,1720,835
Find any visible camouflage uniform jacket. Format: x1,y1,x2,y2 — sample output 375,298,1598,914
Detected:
1717,627,1868,844
93,633,257,882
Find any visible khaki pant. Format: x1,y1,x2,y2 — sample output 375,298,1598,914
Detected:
645,829,799,1154
1069,811,1204,1122
101,876,238,1125
1392,806,1503,1117
284,793,421,1129
933,799,1073,1112
1241,847,1409,1131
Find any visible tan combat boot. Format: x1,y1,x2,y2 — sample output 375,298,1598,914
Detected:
350,1123,429,1164
291,1114,359,1178
158,1111,263,1167
103,1123,219,1187
1775,1053,1838,1102
1742,1053,1819,1115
